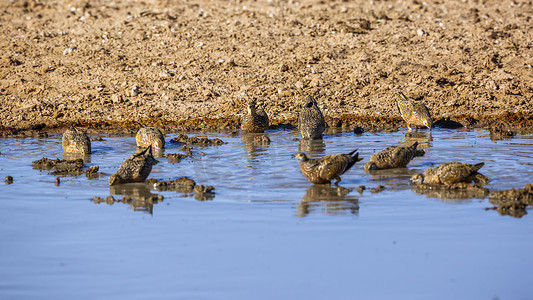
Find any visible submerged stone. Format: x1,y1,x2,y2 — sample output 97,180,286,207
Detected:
170,133,225,146
150,177,197,193
194,185,216,201
32,157,85,175
488,183,533,218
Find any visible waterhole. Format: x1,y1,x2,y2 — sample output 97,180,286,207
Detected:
1,128,532,299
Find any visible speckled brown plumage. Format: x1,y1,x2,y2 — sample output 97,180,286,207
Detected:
298,94,326,139
109,146,159,185
294,149,362,184
365,142,420,171
395,91,433,131
411,162,488,185
62,126,91,154
241,99,269,133
136,127,165,149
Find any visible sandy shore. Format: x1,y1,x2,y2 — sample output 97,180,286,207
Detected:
1,0,532,135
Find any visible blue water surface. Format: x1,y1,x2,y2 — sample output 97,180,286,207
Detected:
1,128,532,300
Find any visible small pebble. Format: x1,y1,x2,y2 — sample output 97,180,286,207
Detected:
111,94,123,104
370,185,386,193
130,85,140,96
5,175,13,184
356,185,366,194
105,195,115,205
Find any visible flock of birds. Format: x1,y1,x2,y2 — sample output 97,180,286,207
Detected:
61,92,488,189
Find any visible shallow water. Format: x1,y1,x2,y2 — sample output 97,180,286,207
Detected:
1,128,533,299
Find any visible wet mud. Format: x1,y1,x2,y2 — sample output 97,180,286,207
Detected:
488,183,533,218
32,156,100,178
169,133,225,148
166,153,189,163
412,182,490,201
148,177,215,201
32,157,85,175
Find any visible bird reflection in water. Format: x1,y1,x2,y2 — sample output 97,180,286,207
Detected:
62,152,91,164
367,168,416,191
297,185,359,217
104,182,164,214
401,131,433,152
297,138,325,154
241,132,270,157
411,184,489,203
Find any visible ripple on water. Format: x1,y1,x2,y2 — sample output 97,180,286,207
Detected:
1,129,532,208
1,128,533,300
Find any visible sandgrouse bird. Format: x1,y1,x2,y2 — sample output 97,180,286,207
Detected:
109,146,159,185
136,127,165,150
293,149,362,184
364,142,421,171
241,98,269,133
298,94,326,139
410,162,488,185
62,126,91,154
395,91,432,131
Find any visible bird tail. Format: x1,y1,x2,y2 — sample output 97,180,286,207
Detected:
137,146,152,157
472,162,485,172
343,151,362,175
347,148,358,156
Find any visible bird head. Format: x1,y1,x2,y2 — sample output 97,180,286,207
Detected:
292,152,309,163
394,91,407,102
364,161,378,172
423,118,433,130
304,94,317,108
410,173,424,184
154,139,164,149
108,174,122,186
246,98,257,115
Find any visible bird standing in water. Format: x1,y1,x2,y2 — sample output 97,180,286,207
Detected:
298,94,326,139
136,127,165,150
62,126,91,154
109,147,159,185
293,149,362,184
410,162,488,185
241,98,269,133
395,91,432,131
364,142,421,171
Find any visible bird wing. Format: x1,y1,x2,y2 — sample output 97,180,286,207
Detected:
391,146,416,167
318,155,348,180
371,147,396,168
437,163,476,184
